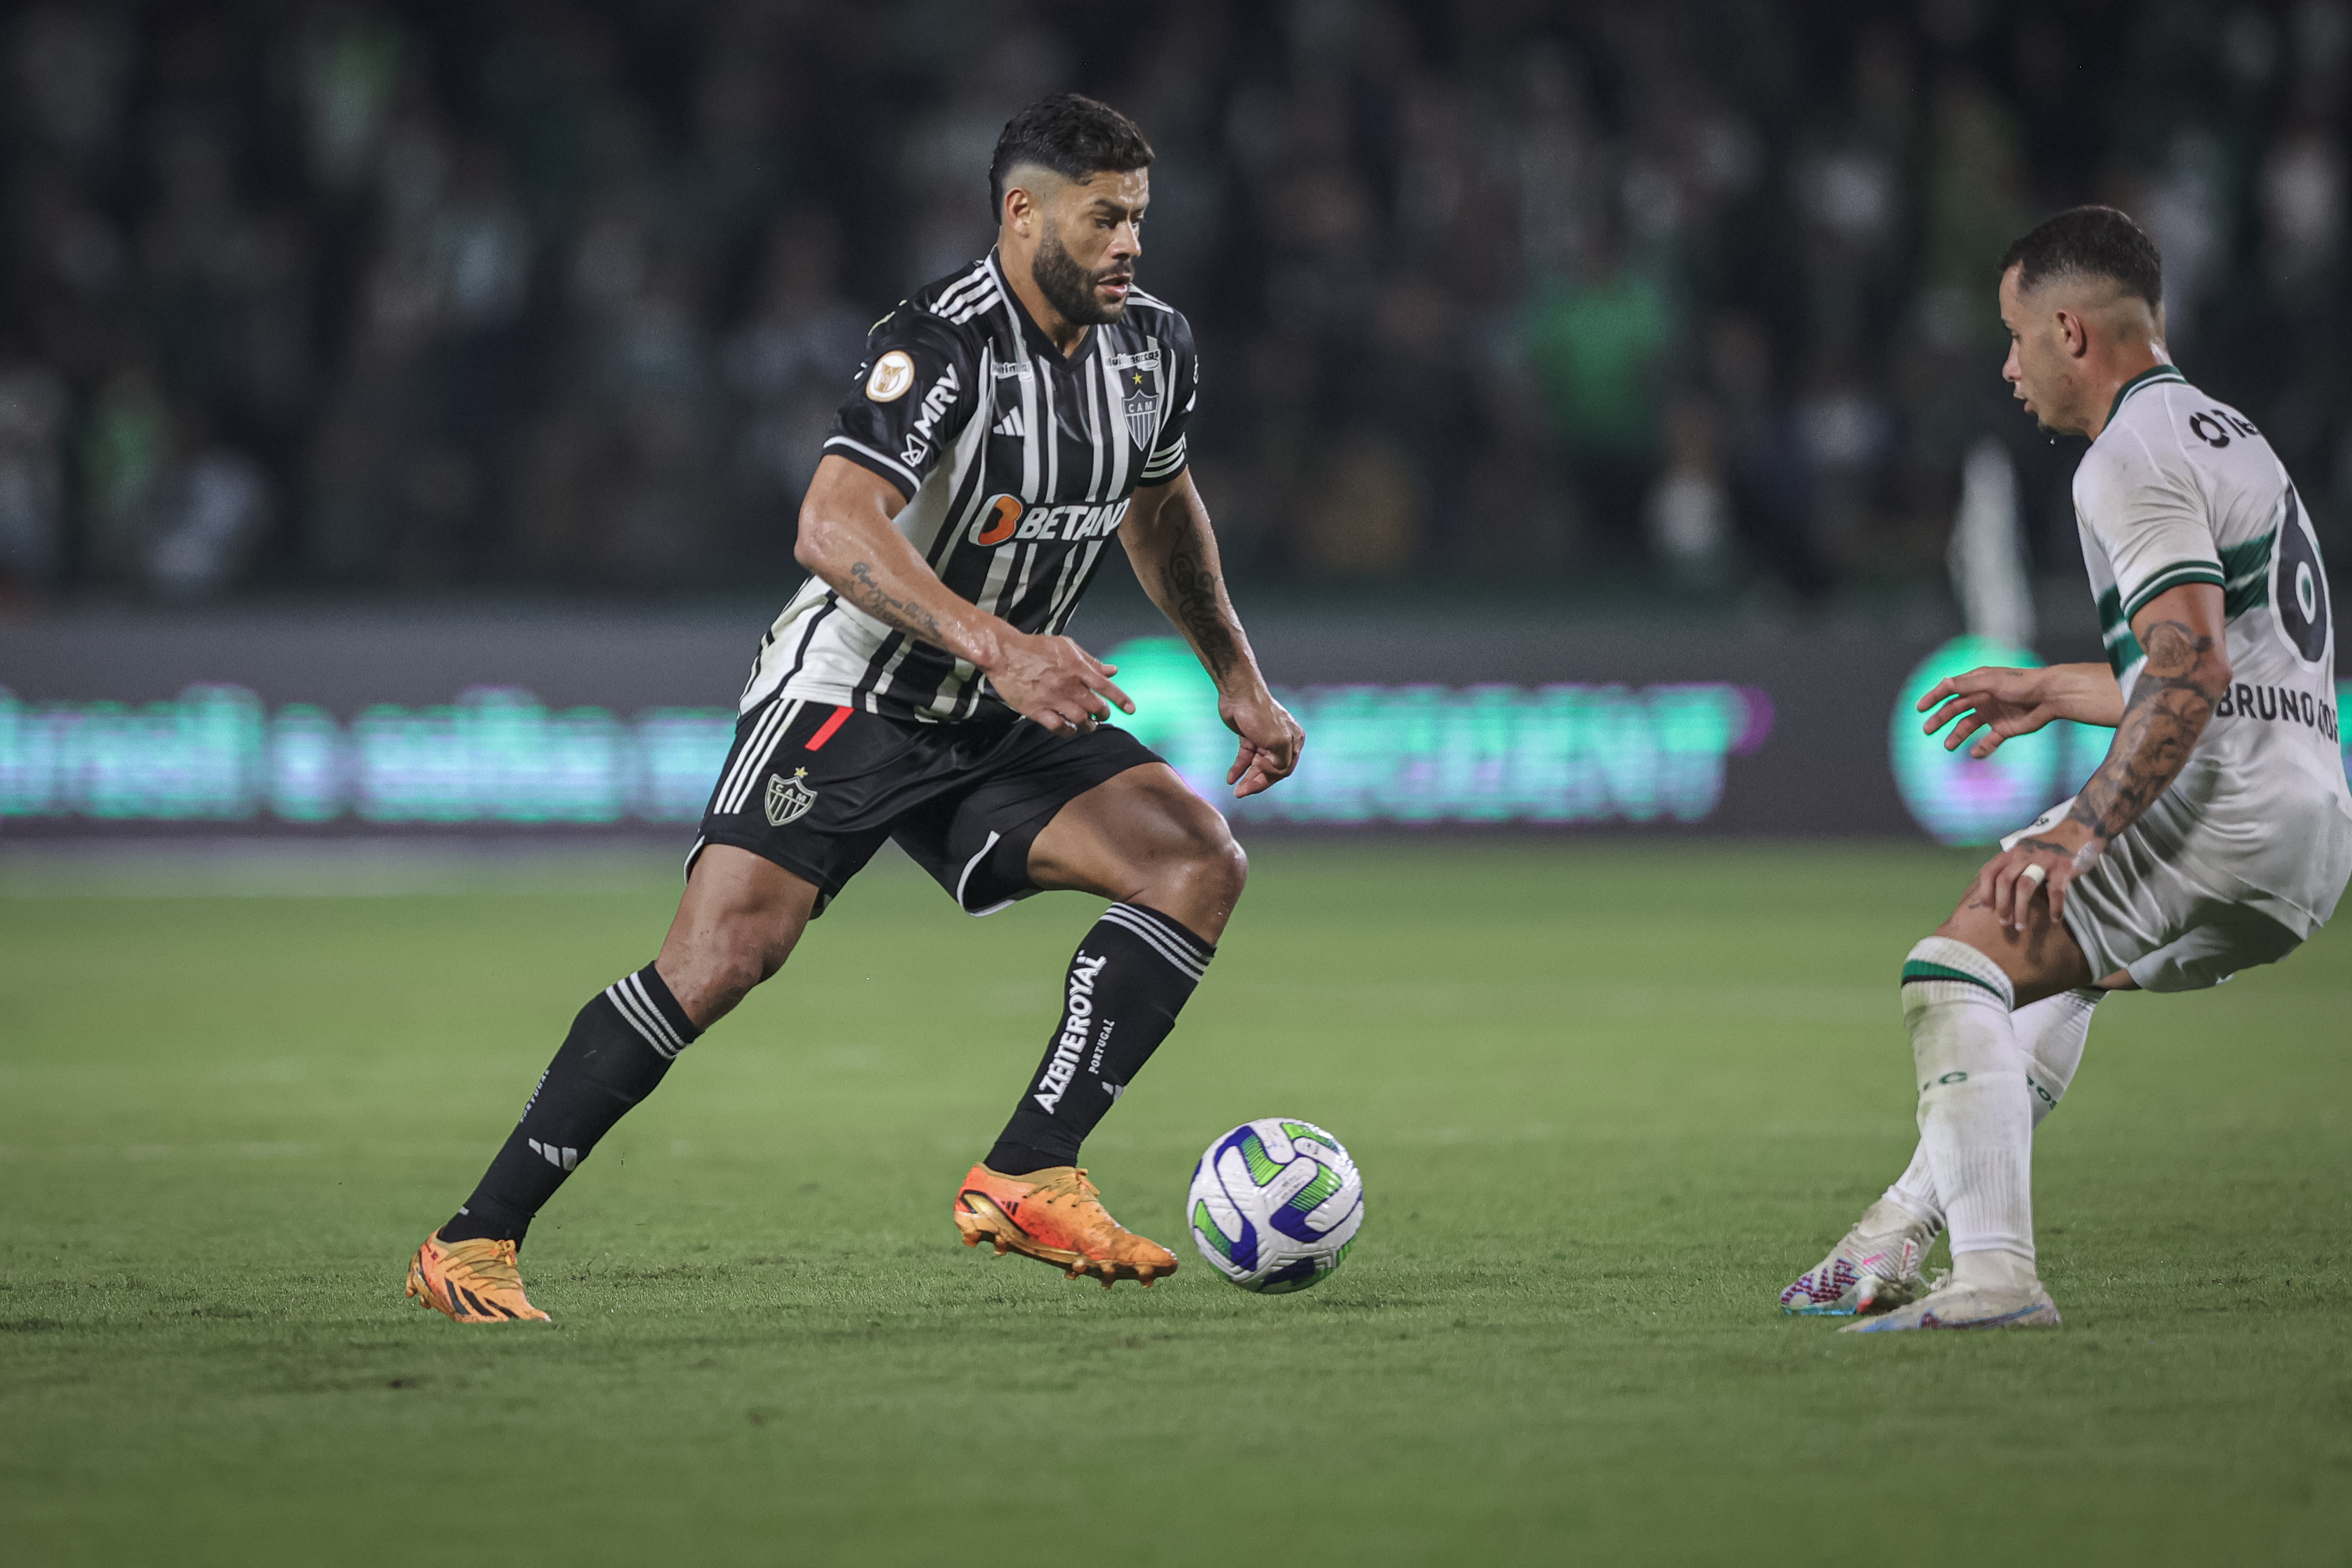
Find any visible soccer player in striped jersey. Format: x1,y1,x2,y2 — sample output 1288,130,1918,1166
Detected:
1779,206,2351,1332
408,94,1303,1322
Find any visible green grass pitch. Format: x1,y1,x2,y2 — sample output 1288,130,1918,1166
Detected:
3,839,2347,1564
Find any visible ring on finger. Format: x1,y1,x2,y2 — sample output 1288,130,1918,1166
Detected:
2020,862,2048,887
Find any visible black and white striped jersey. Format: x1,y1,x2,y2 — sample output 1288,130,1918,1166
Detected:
740,250,1198,724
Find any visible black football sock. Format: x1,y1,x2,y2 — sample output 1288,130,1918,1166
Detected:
439,965,701,1245
986,903,1215,1175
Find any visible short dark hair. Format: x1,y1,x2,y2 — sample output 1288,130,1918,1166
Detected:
1999,205,2163,309
988,94,1154,218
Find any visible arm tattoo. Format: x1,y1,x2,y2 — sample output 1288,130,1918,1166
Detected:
2067,618,2220,841
846,561,945,646
1162,540,1240,681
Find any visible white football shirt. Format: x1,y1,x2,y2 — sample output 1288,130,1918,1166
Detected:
2071,363,2352,921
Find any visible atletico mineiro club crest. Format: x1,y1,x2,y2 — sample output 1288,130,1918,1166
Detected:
1122,367,1160,450
764,768,818,827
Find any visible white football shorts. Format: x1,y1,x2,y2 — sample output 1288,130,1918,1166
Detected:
2003,787,2352,992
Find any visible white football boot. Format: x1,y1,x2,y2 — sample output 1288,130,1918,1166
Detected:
1778,1198,1935,1316
1840,1269,2061,1333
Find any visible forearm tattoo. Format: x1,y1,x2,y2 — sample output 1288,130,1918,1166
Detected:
847,560,945,646
2068,618,2222,841
1161,538,1240,681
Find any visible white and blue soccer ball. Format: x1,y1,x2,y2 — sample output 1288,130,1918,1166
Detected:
1186,1117,1364,1293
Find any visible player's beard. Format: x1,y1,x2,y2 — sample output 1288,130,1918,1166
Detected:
1032,228,1131,326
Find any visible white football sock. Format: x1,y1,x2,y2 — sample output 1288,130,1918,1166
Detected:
1884,987,2100,1228
1899,937,2035,1276
1883,1147,1942,1230
2018,987,2098,1123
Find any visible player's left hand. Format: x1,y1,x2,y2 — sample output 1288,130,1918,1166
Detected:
1221,686,1304,799
1972,819,2105,931
1918,665,2059,758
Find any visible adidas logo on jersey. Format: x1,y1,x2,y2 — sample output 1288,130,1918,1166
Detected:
527,1139,579,1171
992,405,1026,438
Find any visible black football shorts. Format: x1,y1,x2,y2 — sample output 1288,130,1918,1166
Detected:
691,694,1162,916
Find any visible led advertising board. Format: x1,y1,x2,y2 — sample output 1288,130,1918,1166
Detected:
4,632,2341,840
0,639,1771,830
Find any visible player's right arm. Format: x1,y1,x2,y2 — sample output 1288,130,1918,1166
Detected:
794,457,1132,734
800,306,1130,734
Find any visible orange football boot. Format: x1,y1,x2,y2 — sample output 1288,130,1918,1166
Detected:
953,1164,1179,1288
405,1231,552,1323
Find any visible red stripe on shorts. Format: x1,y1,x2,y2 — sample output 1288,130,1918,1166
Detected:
804,705,853,751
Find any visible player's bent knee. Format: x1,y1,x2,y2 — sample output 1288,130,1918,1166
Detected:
1164,837,1246,942
727,909,800,984
1928,902,2093,1006
1165,800,1247,897
659,887,808,1025
663,928,784,1026
1931,908,2006,970
1204,831,1249,901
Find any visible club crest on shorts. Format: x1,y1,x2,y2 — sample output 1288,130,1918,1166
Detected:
764,767,818,827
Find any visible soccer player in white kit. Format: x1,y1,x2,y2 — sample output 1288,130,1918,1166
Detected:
1779,205,2352,1331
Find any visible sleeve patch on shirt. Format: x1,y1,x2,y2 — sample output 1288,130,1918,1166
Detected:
866,350,915,402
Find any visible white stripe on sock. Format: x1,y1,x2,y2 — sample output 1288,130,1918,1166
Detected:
1098,912,1200,979
622,974,685,1052
606,978,683,1060
1107,902,1210,962
1098,906,1208,981
604,994,673,1059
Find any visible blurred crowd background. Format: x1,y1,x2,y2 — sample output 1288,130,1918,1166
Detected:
0,0,2347,614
